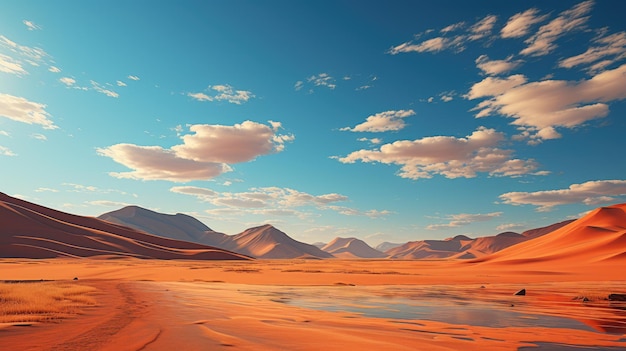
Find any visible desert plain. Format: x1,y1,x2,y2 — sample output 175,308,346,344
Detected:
1,195,626,350
1,256,626,351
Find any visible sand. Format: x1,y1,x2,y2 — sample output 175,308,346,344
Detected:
1,258,625,351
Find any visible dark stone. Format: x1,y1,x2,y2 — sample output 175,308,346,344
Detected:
73,277,78,280
514,288,526,296
608,293,626,301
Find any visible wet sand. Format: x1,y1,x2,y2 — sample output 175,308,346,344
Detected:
1,258,625,350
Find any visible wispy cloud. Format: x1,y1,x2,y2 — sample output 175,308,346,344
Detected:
31,133,47,141
559,31,626,73
467,63,626,144
426,212,502,230
500,8,548,39
188,84,254,104
48,66,61,73
475,55,523,75
0,93,57,129
22,20,42,31
500,179,626,211
171,185,388,219
0,53,27,75
0,145,16,156
59,77,76,86
90,80,119,98
336,127,544,180
98,121,294,182
0,35,52,70
86,200,133,207
389,15,497,55
128,75,140,81
340,110,415,132
521,0,593,56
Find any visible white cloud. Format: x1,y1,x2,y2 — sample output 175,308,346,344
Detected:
336,127,542,180
559,31,626,72
48,66,61,73
31,133,47,141
496,223,525,231
0,35,51,68
294,81,304,91
172,185,356,218
0,93,57,129
0,130,9,137
188,84,254,104
86,200,133,207
468,15,497,41
90,80,119,98
128,75,140,81
521,1,593,56
467,63,626,142
501,8,548,39
22,20,42,31
35,187,59,193
116,80,127,87
389,15,496,55
59,77,76,86
500,180,626,211
358,137,383,144
0,145,16,156
172,121,293,163
341,110,415,132
0,53,27,75
307,73,336,90
426,212,502,230
441,22,465,33
475,55,523,75
99,121,292,182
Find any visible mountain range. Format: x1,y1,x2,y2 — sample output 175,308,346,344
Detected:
1,192,624,264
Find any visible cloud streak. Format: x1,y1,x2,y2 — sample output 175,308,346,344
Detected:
500,180,626,211
426,212,502,230
341,110,415,132
188,84,254,104
0,93,57,129
336,127,543,180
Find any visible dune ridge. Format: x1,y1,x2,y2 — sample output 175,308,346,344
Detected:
0,193,249,260
322,237,387,258
474,204,626,265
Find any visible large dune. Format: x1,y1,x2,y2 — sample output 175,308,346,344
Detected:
225,224,333,259
473,203,626,266
0,193,249,260
321,237,387,258
386,221,574,260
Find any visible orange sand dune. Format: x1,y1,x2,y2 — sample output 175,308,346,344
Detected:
474,203,626,266
321,237,387,258
0,193,249,260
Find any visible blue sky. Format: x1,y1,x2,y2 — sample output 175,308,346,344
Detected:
2,0,626,246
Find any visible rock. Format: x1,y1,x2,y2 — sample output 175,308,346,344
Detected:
73,277,78,280
514,289,526,296
608,293,626,301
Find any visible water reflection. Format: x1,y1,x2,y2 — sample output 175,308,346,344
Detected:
287,296,596,332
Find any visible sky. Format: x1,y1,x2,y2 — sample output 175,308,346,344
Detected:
2,0,626,246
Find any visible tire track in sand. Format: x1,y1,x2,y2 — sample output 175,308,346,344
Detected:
51,282,156,351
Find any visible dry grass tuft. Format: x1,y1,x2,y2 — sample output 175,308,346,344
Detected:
0,281,97,324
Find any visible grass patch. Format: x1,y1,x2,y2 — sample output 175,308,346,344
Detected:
0,281,97,324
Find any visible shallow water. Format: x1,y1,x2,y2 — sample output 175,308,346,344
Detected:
287,295,597,332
